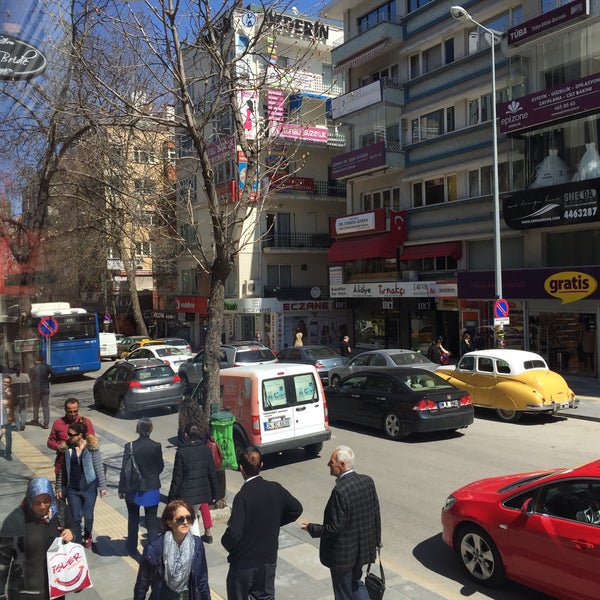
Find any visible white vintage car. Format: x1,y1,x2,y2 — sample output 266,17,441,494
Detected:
436,349,579,422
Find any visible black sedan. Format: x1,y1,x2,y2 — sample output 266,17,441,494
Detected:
325,367,474,440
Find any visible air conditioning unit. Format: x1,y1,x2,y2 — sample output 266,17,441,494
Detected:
245,280,263,296
402,270,419,282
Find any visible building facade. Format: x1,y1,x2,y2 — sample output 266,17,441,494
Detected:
322,0,599,374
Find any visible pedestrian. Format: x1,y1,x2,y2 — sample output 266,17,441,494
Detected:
47,397,96,478
437,337,451,364
254,332,263,344
460,332,473,356
339,335,351,359
10,364,29,431
294,328,304,346
56,420,107,547
133,498,211,600
302,445,381,600
1,375,15,461
221,446,302,600
177,393,205,446
168,422,218,544
28,355,54,429
427,339,443,365
0,476,75,600
119,417,165,556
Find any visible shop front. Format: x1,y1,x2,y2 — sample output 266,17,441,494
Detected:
459,267,600,377
174,296,208,349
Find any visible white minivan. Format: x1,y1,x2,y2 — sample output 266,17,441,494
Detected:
218,363,331,458
99,332,118,361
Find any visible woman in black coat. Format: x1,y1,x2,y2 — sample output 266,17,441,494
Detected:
168,423,218,544
118,418,164,556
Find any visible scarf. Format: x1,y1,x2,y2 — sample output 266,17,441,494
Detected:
25,476,58,522
162,530,194,593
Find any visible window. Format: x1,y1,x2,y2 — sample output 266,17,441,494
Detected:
361,186,401,211
413,177,452,206
541,0,569,13
267,264,291,288
408,0,433,13
357,0,396,34
409,107,454,142
423,43,442,72
135,241,151,257
133,147,157,164
409,42,452,78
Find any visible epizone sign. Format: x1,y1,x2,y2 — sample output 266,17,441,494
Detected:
0,35,46,80
544,271,598,304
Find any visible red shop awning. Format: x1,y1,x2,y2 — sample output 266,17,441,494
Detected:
400,241,462,261
328,233,399,262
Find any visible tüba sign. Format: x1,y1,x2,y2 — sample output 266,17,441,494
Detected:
0,34,46,80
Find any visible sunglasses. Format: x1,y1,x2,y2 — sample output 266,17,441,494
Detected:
68,432,79,437
174,515,194,525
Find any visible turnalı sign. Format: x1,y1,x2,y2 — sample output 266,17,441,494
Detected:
0,34,46,80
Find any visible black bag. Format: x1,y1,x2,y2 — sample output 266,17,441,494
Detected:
122,441,141,492
365,547,385,600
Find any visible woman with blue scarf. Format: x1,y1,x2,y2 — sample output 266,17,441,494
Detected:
0,477,74,599
134,499,211,600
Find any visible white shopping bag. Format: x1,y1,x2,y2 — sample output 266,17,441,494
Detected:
46,537,93,599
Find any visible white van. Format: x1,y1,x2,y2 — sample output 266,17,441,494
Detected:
219,363,331,458
99,332,118,360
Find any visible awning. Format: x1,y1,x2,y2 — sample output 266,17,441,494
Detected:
400,241,462,261
328,233,399,262
333,41,388,74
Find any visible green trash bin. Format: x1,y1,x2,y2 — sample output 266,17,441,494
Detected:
210,411,238,471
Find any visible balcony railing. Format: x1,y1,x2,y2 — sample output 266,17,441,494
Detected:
264,285,330,300
262,232,333,249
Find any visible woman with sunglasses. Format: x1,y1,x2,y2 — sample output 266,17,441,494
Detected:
56,420,106,548
133,499,211,600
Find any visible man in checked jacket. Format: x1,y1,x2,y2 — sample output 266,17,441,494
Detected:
302,445,381,600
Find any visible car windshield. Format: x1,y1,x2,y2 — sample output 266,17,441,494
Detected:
236,348,276,362
133,365,174,380
305,347,338,359
156,347,184,357
390,352,432,366
523,359,547,369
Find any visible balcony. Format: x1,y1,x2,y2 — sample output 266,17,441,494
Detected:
332,19,403,68
262,232,333,251
269,179,346,199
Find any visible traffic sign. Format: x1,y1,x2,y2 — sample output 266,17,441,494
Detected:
493,298,510,319
38,316,59,337
494,317,510,326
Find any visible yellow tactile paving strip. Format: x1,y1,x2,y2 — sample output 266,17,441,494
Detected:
11,434,224,600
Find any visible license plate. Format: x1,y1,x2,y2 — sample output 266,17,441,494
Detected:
264,418,291,431
65,366,78,372
438,400,459,409
150,384,169,391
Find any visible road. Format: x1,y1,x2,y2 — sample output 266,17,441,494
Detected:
38,363,600,600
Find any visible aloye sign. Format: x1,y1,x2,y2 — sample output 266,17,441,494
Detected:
0,34,46,80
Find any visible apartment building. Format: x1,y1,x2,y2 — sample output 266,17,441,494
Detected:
322,0,600,372
175,6,349,350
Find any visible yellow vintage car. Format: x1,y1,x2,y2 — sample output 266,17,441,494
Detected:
436,349,579,422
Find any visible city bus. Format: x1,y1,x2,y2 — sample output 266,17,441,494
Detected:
30,302,101,376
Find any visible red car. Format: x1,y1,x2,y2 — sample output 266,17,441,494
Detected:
441,459,600,599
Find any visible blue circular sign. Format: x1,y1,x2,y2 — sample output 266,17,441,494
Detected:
493,298,509,319
38,316,58,337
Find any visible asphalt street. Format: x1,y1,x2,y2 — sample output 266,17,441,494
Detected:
0,373,598,600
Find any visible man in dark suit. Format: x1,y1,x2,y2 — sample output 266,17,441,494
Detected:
302,445,381,600
221,446,303,600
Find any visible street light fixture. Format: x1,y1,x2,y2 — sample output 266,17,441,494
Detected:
451,5,504,345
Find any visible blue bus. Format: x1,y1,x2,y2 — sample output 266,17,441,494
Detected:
31,303,101,376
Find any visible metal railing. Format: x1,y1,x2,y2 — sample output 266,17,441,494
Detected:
262,232,332,249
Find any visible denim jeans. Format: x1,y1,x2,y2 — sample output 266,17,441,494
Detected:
125,499,159,552
330,567,369,600
67,486,97,542
1,422,13,458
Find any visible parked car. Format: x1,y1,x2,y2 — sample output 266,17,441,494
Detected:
93,358,183,416
328,349,437,386
276,345,344,384
178,342,278,388
441,459,600,599
436,349,578,422
127,344,190,371
120,339,165,359
325,367,473,440
159,337,192,355
99,332,118,361
116,335,151,358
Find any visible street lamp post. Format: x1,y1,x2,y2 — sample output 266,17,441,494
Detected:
451,6,504,346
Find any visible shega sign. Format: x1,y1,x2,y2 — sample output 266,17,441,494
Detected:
544,271,597,304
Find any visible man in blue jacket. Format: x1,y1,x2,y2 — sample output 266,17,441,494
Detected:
302,445,382,600
221,447,302,600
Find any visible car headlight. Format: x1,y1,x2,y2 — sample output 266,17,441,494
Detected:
443,495,458,511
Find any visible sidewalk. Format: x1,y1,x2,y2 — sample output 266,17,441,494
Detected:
561,374,600,421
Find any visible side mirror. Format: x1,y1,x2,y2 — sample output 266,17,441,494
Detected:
521,497,535,517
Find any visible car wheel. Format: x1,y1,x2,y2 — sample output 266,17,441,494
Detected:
456,524,506,586
330,374,341,386
496,408,522,423
117,397,130,418
304,442,323,457
383,412,406,440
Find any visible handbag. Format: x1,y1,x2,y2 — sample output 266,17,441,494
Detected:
206,435,223,470
47,537,93,598
122,441,141,492
365,547,385,600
